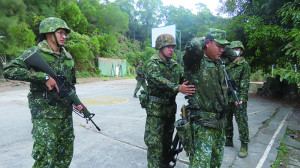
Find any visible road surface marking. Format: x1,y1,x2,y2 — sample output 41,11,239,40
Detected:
256,110,291,168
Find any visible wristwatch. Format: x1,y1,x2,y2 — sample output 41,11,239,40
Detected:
45,74,50,81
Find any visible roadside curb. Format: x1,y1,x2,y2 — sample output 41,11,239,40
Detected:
282,107,300,167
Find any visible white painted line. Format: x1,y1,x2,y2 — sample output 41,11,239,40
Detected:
256,110,291,168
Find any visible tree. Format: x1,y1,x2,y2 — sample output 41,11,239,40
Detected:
58,1,88,34
112,0,140,39
24,0,59,36
162,5,229,49
0,0,35,59
101,4,129,34
195,2,210,13
136,0,163,41
76,0,129,35
219,0,299,87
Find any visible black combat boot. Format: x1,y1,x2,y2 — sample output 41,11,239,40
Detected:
133,94,138,98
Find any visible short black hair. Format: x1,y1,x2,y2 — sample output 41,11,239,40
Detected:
202,35,214,50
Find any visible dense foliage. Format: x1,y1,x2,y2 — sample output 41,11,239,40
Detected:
0,0,298,87
219,0,299,86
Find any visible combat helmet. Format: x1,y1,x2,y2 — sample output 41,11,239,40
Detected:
206,28,230,45
155,34,176,50
39,17,71,34
230,41,245,51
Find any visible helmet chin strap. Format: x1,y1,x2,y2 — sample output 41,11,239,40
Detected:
53,32,63,48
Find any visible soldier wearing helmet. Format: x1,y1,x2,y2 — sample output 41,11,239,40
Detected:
4,17,82,167
224,40,251,158
142,34,195,167
39,17,71,48
133,60,147,98
182,28,236,167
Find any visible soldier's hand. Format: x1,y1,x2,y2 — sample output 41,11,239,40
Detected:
235,101,243,106
73,104,87,113
45,77,59,92
178,81,195,95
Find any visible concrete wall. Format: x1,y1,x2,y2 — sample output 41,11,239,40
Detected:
249,82,264,93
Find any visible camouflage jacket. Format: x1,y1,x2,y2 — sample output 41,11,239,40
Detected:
226,57,251,103
146,54,183,101
183,37,235,120
4,40,76,119
135,65,145,80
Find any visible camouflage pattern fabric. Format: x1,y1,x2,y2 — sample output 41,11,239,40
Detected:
174,118,193,153
226,102,249,143
144,54,183,167
230,41,245,50
206,28,230,45
225,57,251,143
226,57,251,103
144,109,176,167
134,80,147,95
146,54,183,109
134,65,147,94
189,123,225,168
32,116,74,168
39,17,71,34
155,34,176,50
4,40,76,167
183,36,235,167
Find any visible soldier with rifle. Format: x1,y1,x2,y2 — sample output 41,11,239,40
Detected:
222,41,251,158
133,60,147,98
3,17,100,167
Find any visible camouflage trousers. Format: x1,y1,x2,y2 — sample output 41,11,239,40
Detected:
134,79,147,95
225,102,249,143
189,123,225,168
31,116,74,168
144,103,176,168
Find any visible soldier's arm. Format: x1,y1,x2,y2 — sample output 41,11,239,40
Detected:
3,49,47,82
147,62,180,93
70,66,76,90
137,67,144,77
239,62,251,102
222,46,237,65
183,37,205,72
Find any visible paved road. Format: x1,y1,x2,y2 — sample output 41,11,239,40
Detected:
0,79,295,168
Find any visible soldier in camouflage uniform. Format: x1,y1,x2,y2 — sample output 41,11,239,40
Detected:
133,61,147,98
224,41,251,158
183,28,235,168
144,34,195,168
3,17,83,168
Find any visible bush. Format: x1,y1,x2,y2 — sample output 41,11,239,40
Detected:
76,71,90,78
250,69,268,82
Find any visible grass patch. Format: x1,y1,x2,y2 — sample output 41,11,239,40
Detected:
271,143,289,168
271,128,300,168
76,75,134,84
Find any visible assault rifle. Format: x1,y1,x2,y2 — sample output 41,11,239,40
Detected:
168,133,183,167
221,60,242,110
168,105,189,167
24,51,101,131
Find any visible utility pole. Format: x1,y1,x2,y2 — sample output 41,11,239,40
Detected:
175,30,182,67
